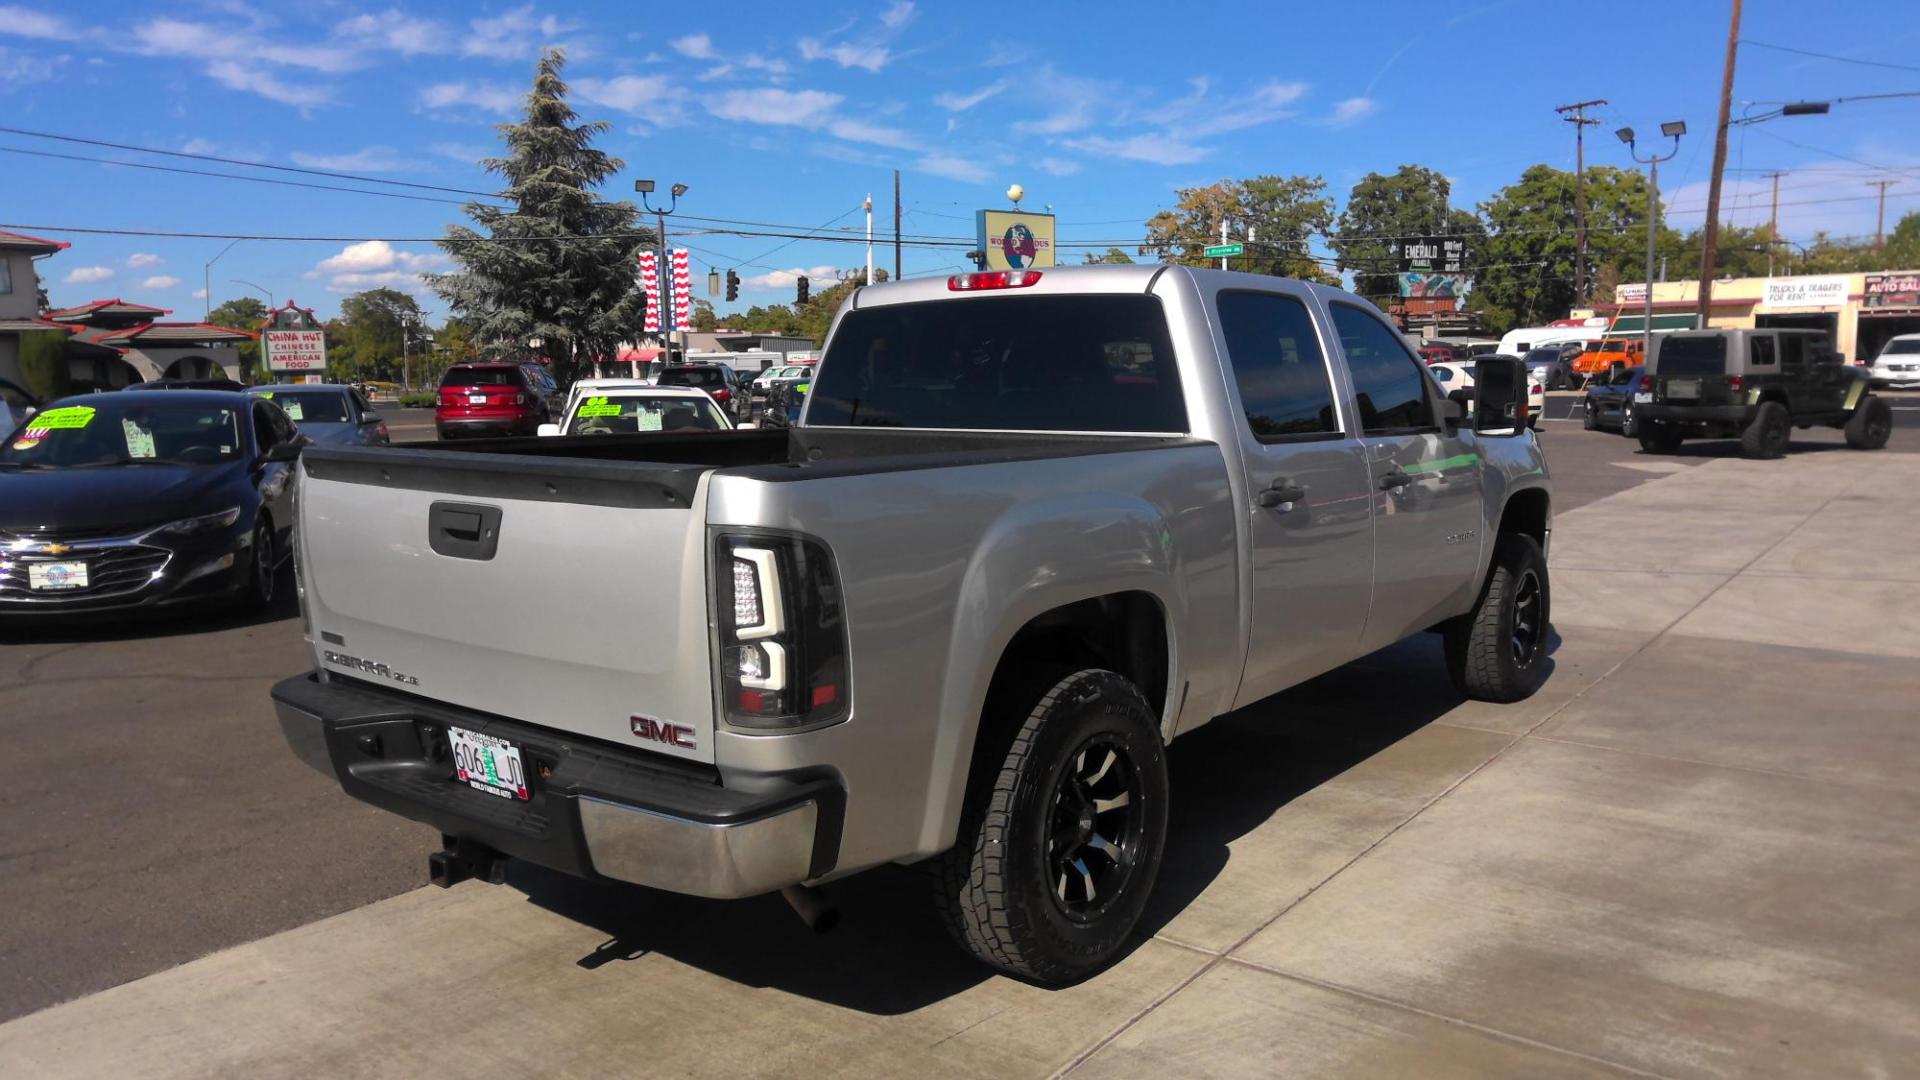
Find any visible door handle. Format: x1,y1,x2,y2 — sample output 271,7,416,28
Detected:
1256,479,1307,509
1378,469,1412,491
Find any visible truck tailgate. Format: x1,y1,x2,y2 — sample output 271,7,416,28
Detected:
297,448,718,764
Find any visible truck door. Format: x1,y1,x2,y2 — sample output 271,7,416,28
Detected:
1325,302,1484,653
1212,289,1375,708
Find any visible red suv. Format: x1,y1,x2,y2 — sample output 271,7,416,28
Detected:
436,363,557,439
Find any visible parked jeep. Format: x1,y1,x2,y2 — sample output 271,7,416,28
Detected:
273,266,1553,985
1636,328,1893,458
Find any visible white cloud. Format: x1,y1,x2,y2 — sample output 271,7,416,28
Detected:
179,138,218,155
313,240,447,276
1039,157,1081,177
1065,133,1210,166
1011,68,1112,135
879,1,916,29
335,10,446,56
141,275,181,289
0,45,64,85
135,18,361,74
1328,96,1378,127
828,117,918,150
742,264,837,290
64,266,113,284
462,6,580,60
671,32,716,59
799,38,891,72
430,142,493,163
191,288,208,300
915,154,991,183
1147,79,1308,137
574,74,676,113
0,5,78,41
205,60,332,107
290,145,411,172
127,253,163,268
322,270,436,295
707,87,842,126
419,81,521,115
934,81,1005,112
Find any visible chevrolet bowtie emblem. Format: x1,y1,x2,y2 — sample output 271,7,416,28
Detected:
43,543,71,555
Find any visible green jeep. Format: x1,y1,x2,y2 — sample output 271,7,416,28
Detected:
1636,328,1893,458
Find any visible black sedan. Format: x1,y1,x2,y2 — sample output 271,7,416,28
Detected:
0,390,305,616
1582,364,1649,436
246,383,390,447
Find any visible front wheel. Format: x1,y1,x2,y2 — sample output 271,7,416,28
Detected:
1445,533,1551,703
1621,402,1638,438
242,521,276,613
1844,395,1892,450
1582,397,1598,430
927,669,1169,986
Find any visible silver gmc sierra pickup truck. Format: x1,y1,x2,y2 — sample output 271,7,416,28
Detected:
273,265,1552,985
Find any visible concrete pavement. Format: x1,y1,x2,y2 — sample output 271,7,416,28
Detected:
4,445,1918,1077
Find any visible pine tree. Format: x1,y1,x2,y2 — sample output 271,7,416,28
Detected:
429,48,653,385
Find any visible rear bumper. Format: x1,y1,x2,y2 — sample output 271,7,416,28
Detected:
435,415,539,438
1638,403,1753,426
272,673,842,898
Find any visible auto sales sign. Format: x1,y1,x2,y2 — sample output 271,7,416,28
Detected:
264,329,327,373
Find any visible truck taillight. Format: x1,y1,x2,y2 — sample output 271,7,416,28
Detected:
715,532,848,731
948,270,1043,291
713,388,731,403
1726,375,1743,392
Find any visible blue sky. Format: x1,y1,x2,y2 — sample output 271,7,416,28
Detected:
2,0,1917,322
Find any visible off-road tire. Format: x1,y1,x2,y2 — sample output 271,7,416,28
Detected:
1444,533,1550,704
927,668,1169,986
1637,421,1683,454
1582,397,1598,430
1740,400,1791,459
1844,395,1892,450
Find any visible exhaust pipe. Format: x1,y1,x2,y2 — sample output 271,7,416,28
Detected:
780,884,840,934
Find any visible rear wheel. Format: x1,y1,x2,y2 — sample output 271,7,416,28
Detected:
1844,395,1892,450
242,521,276,613
1444,533,1551,704
927,668,1169,986
1637,421,1683,454
1740,401,1791,459
1621,401,1638,438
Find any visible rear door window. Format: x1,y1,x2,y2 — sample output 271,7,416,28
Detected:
1659,337,1728,376
807,294,1186,432
1779,335,1806,368
1216,290,1340,440
1330,303,1435,433
1750,338,1776,367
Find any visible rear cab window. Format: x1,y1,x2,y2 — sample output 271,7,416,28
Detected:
807,294,1186,432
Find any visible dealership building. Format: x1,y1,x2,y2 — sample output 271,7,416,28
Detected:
1585,269,1920,362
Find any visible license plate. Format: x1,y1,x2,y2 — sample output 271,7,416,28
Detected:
1668,379,1700,399
468,394,486,405
28,561,88,590
1633,391,1653,403
449,726,529,801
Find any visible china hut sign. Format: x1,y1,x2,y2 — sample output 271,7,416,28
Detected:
261,301,328,373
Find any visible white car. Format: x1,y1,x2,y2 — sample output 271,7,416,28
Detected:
1429,360,1544,428
537,384,735,436
1868,334,1920,389
559,377,654,422
751,365,812,391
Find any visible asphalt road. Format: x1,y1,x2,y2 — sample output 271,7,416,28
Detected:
0,416,1908,1023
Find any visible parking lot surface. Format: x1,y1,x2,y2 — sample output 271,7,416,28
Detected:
3,426,1917,1077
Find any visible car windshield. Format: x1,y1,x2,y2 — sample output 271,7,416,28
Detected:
1883,339,1920,356
808,294,1186,432
566,394,726,434
257,391,350,423
1523,349,1561,365
1659,337,1727,376
2,399,244,468
442,367,518,387
661,368,725,388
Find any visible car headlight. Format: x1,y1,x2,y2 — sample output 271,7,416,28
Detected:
150,506,243,537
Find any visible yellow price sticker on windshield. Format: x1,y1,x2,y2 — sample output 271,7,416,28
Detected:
27,405,95,430
576,395,622,418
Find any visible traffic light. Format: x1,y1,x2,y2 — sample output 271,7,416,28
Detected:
796,275,809,305
726,269,739,302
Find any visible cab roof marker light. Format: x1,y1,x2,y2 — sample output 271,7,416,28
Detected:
948,270,1043,292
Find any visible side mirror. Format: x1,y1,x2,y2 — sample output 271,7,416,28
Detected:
536,423,560,437
263,434,309,463
361,410,384,424
1473,356,1528,437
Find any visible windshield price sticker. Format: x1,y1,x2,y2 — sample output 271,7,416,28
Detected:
281,401,304,420
27,406,94,431
576,396,622,418
122,419,157,459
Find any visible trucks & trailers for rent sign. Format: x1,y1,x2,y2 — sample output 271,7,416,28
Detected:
264,329,327,373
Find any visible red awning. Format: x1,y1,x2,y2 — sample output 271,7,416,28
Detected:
617,346,664,361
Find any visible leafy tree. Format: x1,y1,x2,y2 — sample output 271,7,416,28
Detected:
1083,247,1135,265
1330,165,1481,305
208,297,268,380
1886,211,1920,270
429,48,654,386
1142,176,1335,283
1472,165,1646,328
690,298,717,331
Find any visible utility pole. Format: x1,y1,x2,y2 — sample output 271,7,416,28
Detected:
1697,0,1743,327
1763,170,1786,276
893,169,902,281
1556,99,1607,303
1219,218,1229,271
863,194,874,285
1869,180,1898,248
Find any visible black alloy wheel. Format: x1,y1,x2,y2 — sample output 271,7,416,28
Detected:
1582,397,1598,430
1509,568,1544,669
245,522,276,612
1046,737,1145,922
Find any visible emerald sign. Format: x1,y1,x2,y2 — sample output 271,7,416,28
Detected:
1202,243,1244,258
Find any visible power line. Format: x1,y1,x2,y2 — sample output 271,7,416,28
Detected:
1739,40,1920,74
0,145,480,206
0,124,505,198
1750,126,1920,180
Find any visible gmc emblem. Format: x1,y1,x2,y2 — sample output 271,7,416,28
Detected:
631,715,697,750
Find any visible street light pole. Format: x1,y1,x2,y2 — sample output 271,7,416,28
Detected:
230,278,271,309
1620,122,1686,364
636,180,688,366
863,194,874,285
203,238,243,320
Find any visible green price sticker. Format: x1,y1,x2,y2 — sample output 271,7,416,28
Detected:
795,383,810,394
28,406,94,430
576,396,622,418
